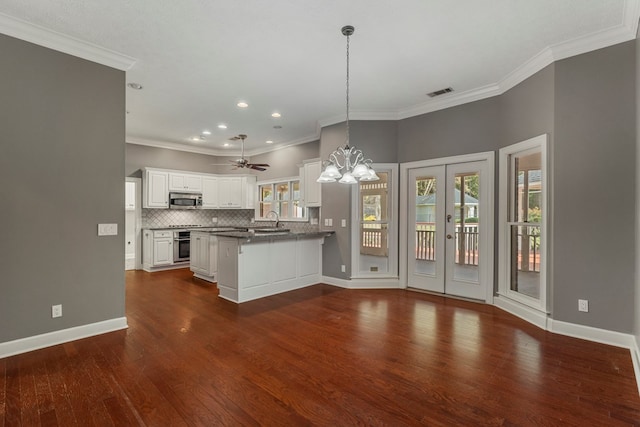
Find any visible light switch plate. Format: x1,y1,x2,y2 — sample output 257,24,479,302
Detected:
98,223,118,236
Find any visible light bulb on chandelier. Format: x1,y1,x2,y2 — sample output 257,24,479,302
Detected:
317,25,379,184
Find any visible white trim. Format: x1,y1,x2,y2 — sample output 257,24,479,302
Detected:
321,276,351,288
0,317,128,359
494,295,550,330
126,177,142,270
548,319,635,349
498,134,548,313
631,337,640,394
0,12,136,71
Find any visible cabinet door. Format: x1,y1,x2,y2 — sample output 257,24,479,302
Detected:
202,176,219,209
191,234,210,273
218,177,243,208
243,175,257,209
145,170,169,208
169,173,203,192
142,230,152,266
218,238,238,289
153,238,173,266
304,161,322,207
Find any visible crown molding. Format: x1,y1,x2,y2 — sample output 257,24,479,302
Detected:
0,12,136,71
127,133,321,158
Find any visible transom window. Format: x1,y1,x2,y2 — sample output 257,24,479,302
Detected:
256,179,306,221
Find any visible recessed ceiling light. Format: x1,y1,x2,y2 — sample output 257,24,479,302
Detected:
127,83,143,90
218,124,227,129
266,140,274,144
223,143,230,147
237,101,248,108
202,130,211,135
191,137,201,141
271,112,281,118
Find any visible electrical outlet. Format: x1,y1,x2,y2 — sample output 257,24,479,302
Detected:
328,218,333,227
578,299,589,312
52,304,62,318
211,217,218,223
341,265,346,273
341,219,347,227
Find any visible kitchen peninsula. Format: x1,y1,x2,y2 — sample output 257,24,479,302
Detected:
192,229,332,303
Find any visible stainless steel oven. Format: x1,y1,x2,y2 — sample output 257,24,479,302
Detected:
173,230,191,262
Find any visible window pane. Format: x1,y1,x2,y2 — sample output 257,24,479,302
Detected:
513,152,542,223
510,225,541,299
260,185,273,202
280,202,289,218
292,181,301,200
414,176,437,275
453,173,480,283
276,183,289,201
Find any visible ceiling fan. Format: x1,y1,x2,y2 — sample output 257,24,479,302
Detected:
212,134,270,171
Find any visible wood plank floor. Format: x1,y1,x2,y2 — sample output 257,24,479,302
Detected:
2,268,640,426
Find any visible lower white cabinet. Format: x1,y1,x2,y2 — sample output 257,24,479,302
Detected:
190,232,218,282
142,230,178,272
216,236,323,303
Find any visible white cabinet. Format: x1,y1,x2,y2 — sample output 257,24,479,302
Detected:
142,230,175,271
216,236,323,303
218,177,243,208
302,159,322,207
169,173,203,192
201,176,219,209
190,232,218,282
143,169,169,208
243,175,257,209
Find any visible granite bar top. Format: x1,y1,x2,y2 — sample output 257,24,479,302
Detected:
192,229,334,242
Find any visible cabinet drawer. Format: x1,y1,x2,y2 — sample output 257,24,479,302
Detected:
154,231,172,238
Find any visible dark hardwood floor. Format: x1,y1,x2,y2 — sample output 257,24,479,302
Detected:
2,268,640,426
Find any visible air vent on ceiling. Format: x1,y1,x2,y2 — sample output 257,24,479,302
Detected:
427,87,454,98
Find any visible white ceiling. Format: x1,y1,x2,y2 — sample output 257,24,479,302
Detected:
0,1,638,156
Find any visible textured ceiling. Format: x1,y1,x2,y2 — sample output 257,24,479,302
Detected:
0,0,638,156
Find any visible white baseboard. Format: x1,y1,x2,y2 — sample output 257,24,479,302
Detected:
494,295,640,394
321,276,401,289
0,317,128,359
547,318,635,348
494,295,550,329
631,337,640,395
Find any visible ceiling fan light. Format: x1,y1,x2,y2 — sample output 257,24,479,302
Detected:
352,163,369,178
338,171,357,184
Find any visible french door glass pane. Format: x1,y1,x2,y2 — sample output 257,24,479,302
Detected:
510,225,541,298
453,173,480,283
415,176,437,276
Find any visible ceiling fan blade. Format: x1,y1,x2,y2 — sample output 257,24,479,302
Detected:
248,163,270,167
249,165,267,171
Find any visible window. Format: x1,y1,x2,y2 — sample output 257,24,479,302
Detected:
498,134,547,313
257,178,306,221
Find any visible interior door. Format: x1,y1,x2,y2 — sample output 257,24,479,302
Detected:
407,160,489,301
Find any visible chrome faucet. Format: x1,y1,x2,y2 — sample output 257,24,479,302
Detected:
266,210,280,228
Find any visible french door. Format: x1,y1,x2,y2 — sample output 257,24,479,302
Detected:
405,157,493,301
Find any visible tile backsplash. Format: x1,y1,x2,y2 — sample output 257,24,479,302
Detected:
142,208,319,232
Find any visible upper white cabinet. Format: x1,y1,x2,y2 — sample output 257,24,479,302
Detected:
201,176,219,209
143,169,169,208
168,173,203,192
302,159,322,207
125,181,136,210
218,176,243,208
143,167,257,210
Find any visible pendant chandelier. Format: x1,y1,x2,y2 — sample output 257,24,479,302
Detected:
317,25,378,184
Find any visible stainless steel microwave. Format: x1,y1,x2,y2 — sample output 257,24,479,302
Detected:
169,192,202,209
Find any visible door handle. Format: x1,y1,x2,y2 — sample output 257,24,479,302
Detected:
447,214,452,223
446,234,452,239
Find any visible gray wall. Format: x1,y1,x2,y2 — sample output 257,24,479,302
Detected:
126,141,319,181
553,41,636,332
320,120,398,278
0,34,125,342
636,32,640,350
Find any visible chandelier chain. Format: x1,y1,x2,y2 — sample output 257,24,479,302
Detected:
345,29,350,147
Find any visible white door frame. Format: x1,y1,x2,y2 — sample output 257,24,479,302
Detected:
126,177,142,270
400,151,495,303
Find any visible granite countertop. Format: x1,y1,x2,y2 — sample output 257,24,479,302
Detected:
193,229,334,242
